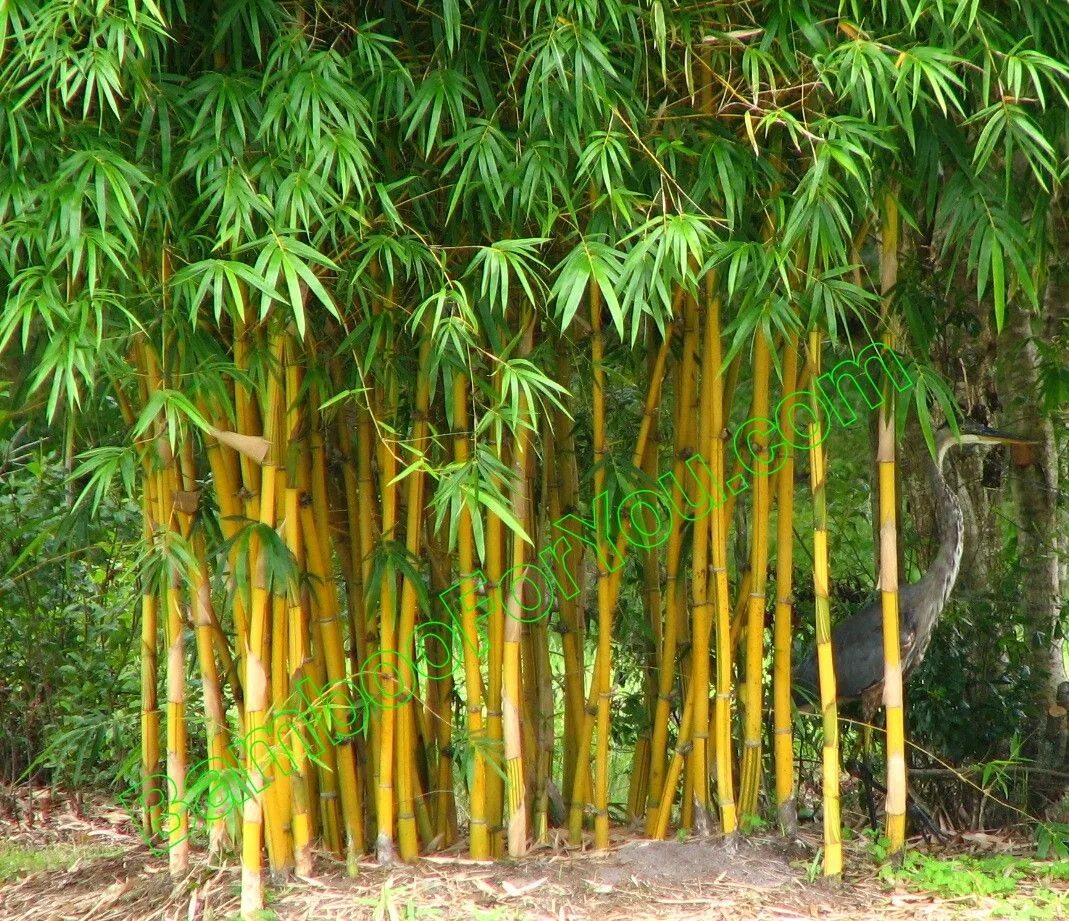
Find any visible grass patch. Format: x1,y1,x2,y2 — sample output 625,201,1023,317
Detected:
872,849,1069,920
0,841,125,883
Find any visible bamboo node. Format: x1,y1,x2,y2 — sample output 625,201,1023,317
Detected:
743,740,760,749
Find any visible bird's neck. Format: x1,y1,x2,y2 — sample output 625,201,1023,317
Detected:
918,445,964,613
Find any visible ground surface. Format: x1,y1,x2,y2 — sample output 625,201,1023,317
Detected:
1,789,1067,920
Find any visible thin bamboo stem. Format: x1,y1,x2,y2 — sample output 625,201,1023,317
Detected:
878,191,907,856
809,332,842,878
772,333,800,836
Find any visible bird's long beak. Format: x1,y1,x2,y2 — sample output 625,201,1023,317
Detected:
974,427,1030,448
966,424,1036,446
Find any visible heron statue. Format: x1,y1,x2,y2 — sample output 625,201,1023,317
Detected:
792,419,1031,830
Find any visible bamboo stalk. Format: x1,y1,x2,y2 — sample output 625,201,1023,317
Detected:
808,332,842,878
355,403,381,837
306,417,365,869
138,482,162,842
395,335,433,860
142,341,190,878
878,191,907,856
281,336,315,874
484,454,506,857
568,330,669,843
630,344,663,824
179,442,236,855
425,520,458,845
502,315,534,855
707,276,737,837
240,326,284,916
738,333,773,821
545,372,584,814
772,332,800,836
588,262,615,851
690,290,717,826
646,309,696,836
295,438,342,855
451,372,490,859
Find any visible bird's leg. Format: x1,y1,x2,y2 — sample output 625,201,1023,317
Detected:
904,783,947,845
848,754,879,833
850,758,948,844
858,710,879,832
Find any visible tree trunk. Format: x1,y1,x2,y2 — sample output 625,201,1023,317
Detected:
998,221,1067,810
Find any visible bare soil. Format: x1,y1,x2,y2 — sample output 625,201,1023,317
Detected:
0,789,1065,921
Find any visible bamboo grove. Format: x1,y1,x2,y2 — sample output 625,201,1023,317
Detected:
1,0,1068,916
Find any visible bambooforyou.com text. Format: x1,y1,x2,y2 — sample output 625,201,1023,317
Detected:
126,341,913,852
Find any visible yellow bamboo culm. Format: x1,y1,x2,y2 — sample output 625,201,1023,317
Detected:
240,326,284,917
373,389,399,865
878,190,907,857
138,481,163,842
282,338,315,876
484,450,506,857
180,442,236,855
395,335,433,860
738,332,773,821
772,333,800,835
571,330,669,844
629,345,662,824
652,681,695,840
690,293,715,826
645,304,694,836
706,277,737,837
142,341,190,878
590,272,614,851
297,438,342,856
550,353,585,811
501,315,534,855
452,372,490,859
808,331,842,878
